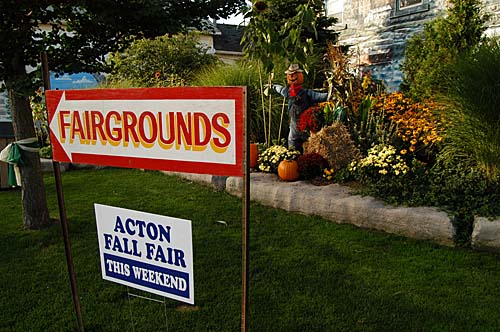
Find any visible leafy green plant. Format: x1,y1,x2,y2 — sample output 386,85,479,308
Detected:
400,0,488,98
323,101,346,125
192,61,288,143
426,160,500,218
242,0,337,74
107,31,218,87
352,104,398,155
436,40,500,182
349,155,500,221
241,0,337,146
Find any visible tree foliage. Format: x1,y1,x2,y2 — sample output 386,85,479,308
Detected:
107,32,219,87
399,0,488,98
0,0,245,229
0,0,245,93
242,0,337,77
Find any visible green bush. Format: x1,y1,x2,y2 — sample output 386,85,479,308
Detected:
107,31,218,87
348,155,500,219
400,0,488,98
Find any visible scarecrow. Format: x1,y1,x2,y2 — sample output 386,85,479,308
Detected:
271,64,328,150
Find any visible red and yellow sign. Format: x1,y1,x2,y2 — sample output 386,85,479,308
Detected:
46,87,245,176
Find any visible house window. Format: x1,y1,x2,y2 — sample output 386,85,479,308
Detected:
392,0,429,17
326,0,344,24
400,0,422,9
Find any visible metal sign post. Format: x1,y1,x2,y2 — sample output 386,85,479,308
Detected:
41,52,85,332
241,90,250,332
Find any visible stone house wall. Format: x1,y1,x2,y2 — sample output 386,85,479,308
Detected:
327,0,500,91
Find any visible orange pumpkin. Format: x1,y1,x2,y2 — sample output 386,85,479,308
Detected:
249,143,258,168
278,160,300,181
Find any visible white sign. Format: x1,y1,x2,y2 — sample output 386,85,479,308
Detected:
94,204,194,304
49,93,236,164
46,87,245,176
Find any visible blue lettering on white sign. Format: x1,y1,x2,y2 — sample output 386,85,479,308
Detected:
104,253,190,299
95,204,194,304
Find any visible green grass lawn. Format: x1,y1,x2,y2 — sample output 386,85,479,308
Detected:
1,168,500,331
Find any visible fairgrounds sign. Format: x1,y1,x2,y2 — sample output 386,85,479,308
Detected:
46,87,245,176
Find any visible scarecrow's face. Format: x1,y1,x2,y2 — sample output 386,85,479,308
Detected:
287,72,304,85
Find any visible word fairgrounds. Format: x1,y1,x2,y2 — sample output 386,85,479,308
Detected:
56,109,232,153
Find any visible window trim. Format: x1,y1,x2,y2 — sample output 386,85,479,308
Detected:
325,0,344,25
391,0,429,18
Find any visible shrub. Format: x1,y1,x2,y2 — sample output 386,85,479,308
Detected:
107,31,218,87
303,122,361,170
351,96,398,155
426,160,500,217
400,0,488,98
297,153,328,180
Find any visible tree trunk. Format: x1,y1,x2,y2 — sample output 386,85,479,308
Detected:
7,61,51,229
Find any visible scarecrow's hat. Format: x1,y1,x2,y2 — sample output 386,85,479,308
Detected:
285,64,303,74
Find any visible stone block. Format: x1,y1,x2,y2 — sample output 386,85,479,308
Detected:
471,217,500,252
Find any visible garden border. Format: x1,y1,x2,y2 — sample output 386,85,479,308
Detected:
41,160,500,252
163,171,456,247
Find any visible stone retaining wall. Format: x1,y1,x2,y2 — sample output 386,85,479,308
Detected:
226,173,455,247
44,163,499,251
164,170,456,247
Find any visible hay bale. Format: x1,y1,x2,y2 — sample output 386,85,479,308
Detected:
303,122,361,170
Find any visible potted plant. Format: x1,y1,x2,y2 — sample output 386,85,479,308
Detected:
249,143,259,168
258,141,300,176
